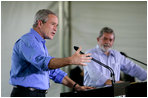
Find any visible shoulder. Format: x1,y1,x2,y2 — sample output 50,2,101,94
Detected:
19,32,37,47
111,49,120,54
85,47,96,54
110,49,124,58
21,32,35,42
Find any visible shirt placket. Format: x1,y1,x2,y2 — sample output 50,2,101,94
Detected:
107,55,112,80
42,41,48,56
42,40,50,87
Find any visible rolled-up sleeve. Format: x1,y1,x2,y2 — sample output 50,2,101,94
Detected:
49,69,67,83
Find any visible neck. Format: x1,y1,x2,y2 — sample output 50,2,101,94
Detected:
104,51,110,56
33,27,44,39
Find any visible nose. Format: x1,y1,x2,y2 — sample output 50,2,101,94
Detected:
104,39,111,45
105,39,109,43
53,25,57,32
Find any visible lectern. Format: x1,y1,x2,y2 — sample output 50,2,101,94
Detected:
60,82,147,97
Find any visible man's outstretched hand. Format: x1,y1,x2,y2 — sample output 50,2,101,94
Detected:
70,46,92,66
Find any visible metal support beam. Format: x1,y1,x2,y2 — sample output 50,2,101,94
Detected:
58,1,72,93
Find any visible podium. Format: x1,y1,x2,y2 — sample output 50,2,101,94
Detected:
60,82,147,97
125,82,147,97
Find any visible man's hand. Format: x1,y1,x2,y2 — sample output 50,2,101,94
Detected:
74,84,95,91
62,76,95,91
105,79,124,85
70,46,92,66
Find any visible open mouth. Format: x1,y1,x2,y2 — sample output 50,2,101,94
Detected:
104,44,110,47
52,32,55,36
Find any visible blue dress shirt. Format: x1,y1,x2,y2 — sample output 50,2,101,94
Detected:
83,45,147,87
9,28,67,90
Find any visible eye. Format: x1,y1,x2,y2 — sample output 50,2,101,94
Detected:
104,38,107,41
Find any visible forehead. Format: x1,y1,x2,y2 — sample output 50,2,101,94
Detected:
102,32,114,39
47,14,58,22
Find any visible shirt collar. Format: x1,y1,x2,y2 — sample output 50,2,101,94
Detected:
96,45,114,56
30,28,46,43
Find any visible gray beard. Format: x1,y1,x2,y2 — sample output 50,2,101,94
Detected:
100,45,111,52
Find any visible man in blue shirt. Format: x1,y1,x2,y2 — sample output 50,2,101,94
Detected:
83,27,147,87
10,9,93,97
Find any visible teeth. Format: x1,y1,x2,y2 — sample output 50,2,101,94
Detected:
104,44,109,47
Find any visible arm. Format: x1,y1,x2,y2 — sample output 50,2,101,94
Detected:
48,47,92,69
120,54,147,81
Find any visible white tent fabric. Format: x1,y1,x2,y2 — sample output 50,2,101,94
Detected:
71,1,147,69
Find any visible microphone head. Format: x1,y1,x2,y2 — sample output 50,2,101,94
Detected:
74,46,84,54
120,52,127,57
74,46,79,51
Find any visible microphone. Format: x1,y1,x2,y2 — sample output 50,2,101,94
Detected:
120,52,127,57
120,51,147,66
74,46,115,84
74,46,85,54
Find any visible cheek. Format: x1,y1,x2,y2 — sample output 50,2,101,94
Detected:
47,32,52,37
100,41,105,44
98,41,103,46
45,28,51,34
110,42,114,46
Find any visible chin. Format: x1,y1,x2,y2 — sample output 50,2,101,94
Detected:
45,37,52,40
48,38,53,40
101,47,110,52
46,36,54,40
50,36,54,40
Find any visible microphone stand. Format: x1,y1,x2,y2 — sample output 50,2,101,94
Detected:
120,52,147,66
74,46,115,86
91,57,115,86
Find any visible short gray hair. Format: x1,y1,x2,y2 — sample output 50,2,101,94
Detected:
98,27,115,40
33,9,56,28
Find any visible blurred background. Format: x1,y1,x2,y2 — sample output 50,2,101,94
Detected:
1,1,147,97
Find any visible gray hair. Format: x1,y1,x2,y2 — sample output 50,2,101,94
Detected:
98,27,115,40
33,9,56,28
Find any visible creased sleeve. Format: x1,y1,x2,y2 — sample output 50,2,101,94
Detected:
120,54,147,81
49,69,67,83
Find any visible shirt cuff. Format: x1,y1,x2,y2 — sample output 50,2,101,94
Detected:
43,56,54,70
55,69,67,83
139,71,147,81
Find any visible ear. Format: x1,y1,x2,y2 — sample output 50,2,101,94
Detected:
37,20,43,28
97,37,99,42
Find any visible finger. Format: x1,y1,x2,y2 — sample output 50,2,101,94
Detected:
76,46,82,53
84,60,91,63
85,53,92,56
79,60,91,66
81,55,92,60
80,63,87,66
82,59,92,62
83,87,93,90
85,57,92,60
85,86,95,89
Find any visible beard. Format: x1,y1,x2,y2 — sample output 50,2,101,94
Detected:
99,44,111,52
